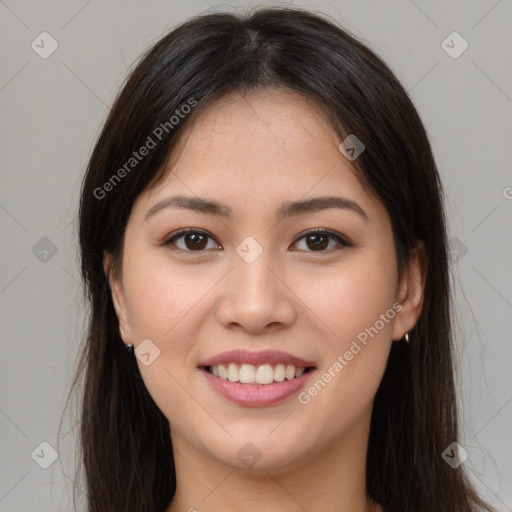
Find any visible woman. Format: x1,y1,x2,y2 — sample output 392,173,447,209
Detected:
69,6,497,511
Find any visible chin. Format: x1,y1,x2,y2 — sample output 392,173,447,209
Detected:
198,428,313,473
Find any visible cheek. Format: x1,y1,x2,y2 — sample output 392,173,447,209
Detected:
292,256,397,443
121,255,207,424
123,252,206,342
297,253,397,349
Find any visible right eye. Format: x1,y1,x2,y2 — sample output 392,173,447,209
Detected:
162,228,222,252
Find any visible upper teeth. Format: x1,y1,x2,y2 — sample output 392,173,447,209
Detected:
208,363,306,384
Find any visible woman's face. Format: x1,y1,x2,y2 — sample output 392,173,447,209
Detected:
109,89,422,472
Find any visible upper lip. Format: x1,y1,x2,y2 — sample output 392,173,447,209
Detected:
198,349,316,368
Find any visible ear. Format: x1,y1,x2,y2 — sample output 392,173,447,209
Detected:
103,251,135,343
392,240,428,341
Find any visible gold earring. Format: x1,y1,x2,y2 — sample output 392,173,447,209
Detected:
404,332,409,343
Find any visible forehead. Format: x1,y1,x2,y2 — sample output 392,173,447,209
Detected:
172,89,343,171
135,89,386,224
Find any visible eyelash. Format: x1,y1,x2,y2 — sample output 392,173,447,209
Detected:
161,228,351,254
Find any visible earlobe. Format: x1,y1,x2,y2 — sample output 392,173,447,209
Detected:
392,241,427,341
103,251,134,342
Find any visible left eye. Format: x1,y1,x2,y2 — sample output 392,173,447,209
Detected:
162,228,350,252
292,229,350,252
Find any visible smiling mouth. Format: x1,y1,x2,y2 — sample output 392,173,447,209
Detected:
203,363,316,385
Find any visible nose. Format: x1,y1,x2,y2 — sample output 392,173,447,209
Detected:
216,248,297,334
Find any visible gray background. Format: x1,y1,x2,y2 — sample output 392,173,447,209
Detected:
1,0,511,510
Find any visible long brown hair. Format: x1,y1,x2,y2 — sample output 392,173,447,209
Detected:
65,6,497,511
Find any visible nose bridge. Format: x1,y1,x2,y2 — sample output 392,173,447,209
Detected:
233,236,278,298
216,235,296,331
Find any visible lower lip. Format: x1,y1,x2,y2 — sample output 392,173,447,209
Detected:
200,368,315,407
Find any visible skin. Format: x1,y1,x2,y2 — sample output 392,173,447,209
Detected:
106,89,427,512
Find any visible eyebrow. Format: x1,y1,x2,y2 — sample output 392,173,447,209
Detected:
144,194,369,222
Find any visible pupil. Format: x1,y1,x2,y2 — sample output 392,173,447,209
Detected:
308,234,328,250
186,233,207,250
